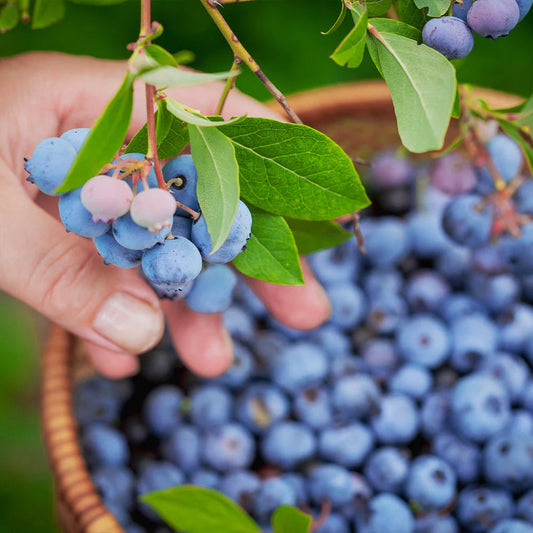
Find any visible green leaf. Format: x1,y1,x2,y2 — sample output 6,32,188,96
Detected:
322,1,347,35
232,207,303,285
285,218,353,255
413,0,451,17
271,506,312,533
368,30,456,152
32,0,65,29
139,66,239,88
174,50,196,65
141,486,261,533
517,93,533,133
0,3,19,32
166,99,244,127
331,10,368,68
365,0,393,17
396,0,428,30
55,73,134,193
125,102,189,160
218,118,369,220
368,18,422,40
451,87,462,119
189,125,240,252
145,44,178,68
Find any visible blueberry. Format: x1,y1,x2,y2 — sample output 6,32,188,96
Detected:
421,391,451,439
143,385,184,437
397,314,451,368
59,187,110,237
92,465,135,509
467,0,520,37
472,243,511,275
310,324,352,358
261,421,316,469
453,0,473,21
415,514,459,533
361,339,400,379
516,0,533,19
371,394,420,445
93,231,143,269
363,268,404,297
332,374,381,419
405,270,450,313
432,432,481,484
191,200,252,263
366,293,407,334
319,422,374,467
483,433,533,492
25,137,77,195
422,16,474,59
497,304,533,353
407,212,451,259
236,382,290,433
271,342,328,392
308,238,360,285
389,364,433,400
281,473,307,503
456,486,514,533
142,237,203,287
60,128,91,153
309,464,356,507
490,520,533,533
219,470,260,511
163,155,200,215
81,424,129,467
315,513,350,533
113,212,171,251
108,153,157,192
451,374,511,442
370,150,414,189
435,243,472,284
327,282,368,330
254,478,297,522
104,500,132,528
428,152,477,196
405,455,457,510
468,273,520,314
190,469,220,490
161,425,201,474
214,342,255,389
364,447,409,493
171,215,193,239
479,352,530,403
223,305,256,344
234,282,267,318
294,387,333,429
357,493,415,533
185,265,237,313
190,384,233,429
203,423,255,472
329,354,369,380
516,490,533,523
440,293,485,323
360,216,411,267
73,376,122,426
441,194,492,248
450,314,498,371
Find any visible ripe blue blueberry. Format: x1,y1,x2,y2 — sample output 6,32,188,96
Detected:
422,16,474,60
161,425,201,474
92,465,135,509
143,385,184,437
432,432,481,484
370,150,414,189
113,212,171,251
405,270,450,313
219,470,260,511
214,342,255,389
60,128,91,153
190,384,233,429
59,187,110,237
360,216,411,267
332,374,381,419
407,212,451,259
191,200,252,263
364,447,409,493
467,0,520,39
81,424,129,467
490,520,533,533
163,155,200,215
202,423,255,472
371,394,420,445
389,364,433,400
294,387,333,429
357,493,415,533
185,265,237,313
309,464,356,507
453,0,474,20
366,293,407,334
253,478,297,522
309,238,360,284
190,469,220,490
319,422,374,467
326,282,368,330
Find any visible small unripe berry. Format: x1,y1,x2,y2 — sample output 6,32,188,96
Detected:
130,188,177,232
81,175,133,223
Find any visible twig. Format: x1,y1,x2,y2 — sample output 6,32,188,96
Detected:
217,0,256,3
216,59,241,115
199,0,303,124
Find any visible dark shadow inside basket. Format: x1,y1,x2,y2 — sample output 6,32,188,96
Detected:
42,80,522,533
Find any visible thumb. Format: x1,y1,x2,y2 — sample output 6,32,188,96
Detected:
0,170,164,355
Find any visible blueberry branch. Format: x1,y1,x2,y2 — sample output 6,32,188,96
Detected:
199,0,304,124
216,59,241,115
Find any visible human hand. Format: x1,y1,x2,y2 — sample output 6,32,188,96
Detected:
0,52,331,379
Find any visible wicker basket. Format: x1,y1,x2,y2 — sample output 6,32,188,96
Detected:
40,81,522,533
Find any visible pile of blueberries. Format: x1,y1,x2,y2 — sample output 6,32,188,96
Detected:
421,0,531,60
73,125,533,533
24,129,252,312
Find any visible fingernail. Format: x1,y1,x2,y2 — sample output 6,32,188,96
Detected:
93,292,163,353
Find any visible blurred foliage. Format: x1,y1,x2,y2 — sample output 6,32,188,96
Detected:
0,2,531,532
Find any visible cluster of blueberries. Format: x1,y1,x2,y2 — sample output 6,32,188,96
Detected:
24,129,252,313
421,0,531,60
74,124,533,533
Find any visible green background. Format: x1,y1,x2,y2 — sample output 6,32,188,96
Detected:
0,1,531,532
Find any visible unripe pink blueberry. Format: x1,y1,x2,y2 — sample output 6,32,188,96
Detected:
130,188,177,232
81,175,133,223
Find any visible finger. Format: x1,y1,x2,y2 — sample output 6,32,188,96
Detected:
84,341,139,379
0,170,164,355
162,300,234,378
244,259,331,331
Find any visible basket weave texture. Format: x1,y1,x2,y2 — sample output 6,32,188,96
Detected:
40,81,521,533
